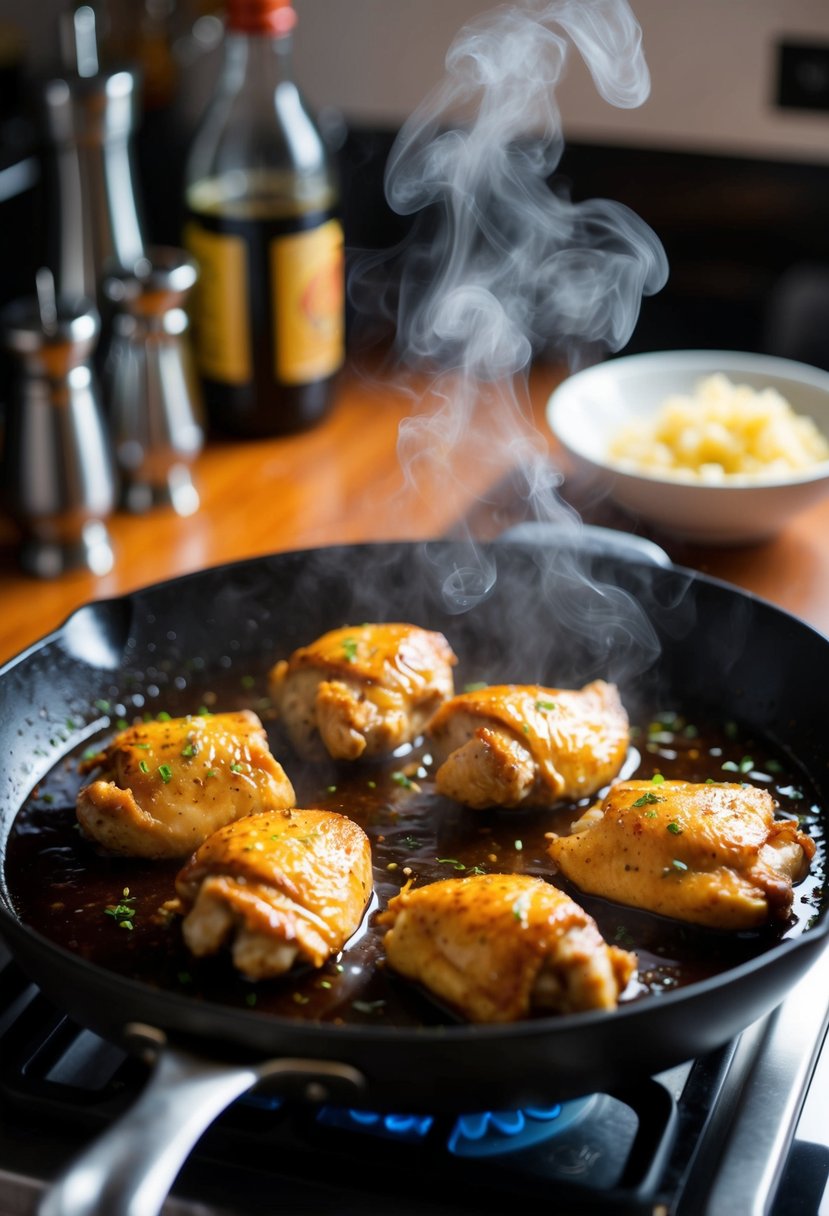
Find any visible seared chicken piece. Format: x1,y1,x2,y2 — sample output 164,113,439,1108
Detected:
175,808,373,980
378,873,635,1022
548,779,816,930
427,680,629,809
77,710,295,859
269,623,457,760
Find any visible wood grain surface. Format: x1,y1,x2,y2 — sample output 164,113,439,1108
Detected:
1,355,827,665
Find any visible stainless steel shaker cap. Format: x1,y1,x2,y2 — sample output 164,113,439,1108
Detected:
102,247,199,319
1,293,100,369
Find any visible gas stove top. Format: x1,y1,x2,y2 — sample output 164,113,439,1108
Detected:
0,940,827,1215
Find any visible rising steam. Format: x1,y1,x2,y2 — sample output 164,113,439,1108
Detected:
349,0,668,677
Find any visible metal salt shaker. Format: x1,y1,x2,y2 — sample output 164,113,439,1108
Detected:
102,247,204,515
1,272,117,577
39,5,145,305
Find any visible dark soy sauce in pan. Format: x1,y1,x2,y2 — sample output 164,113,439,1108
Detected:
5,698,825,1027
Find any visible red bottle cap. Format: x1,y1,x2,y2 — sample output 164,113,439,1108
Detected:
226,0,297,36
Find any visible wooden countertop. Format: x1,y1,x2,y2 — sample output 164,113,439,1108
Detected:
1,354,828,664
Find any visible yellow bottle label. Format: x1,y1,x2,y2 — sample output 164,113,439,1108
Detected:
184,221,251,384
271,219,344,384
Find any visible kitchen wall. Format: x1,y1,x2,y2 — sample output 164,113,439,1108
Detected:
2,0,829,164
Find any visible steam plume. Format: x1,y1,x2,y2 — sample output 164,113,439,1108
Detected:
350,0,668,675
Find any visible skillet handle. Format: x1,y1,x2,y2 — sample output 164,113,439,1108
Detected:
37,1025,365,1216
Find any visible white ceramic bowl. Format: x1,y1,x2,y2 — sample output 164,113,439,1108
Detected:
547,350,829,545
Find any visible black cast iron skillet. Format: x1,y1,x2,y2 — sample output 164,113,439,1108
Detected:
0,538,826,1215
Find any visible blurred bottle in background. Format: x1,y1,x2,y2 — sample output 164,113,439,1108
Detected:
182,0,344,438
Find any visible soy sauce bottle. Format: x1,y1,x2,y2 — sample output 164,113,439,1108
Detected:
183,0,344,437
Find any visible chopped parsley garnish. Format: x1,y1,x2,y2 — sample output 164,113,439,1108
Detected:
512,893,530,923
632,791,664,807
535,699,557,711
342,638,359,662
205,769,217,778
139,760,150,774
156,711,171,722
181,743,197,758
391,771,414,789
651,773,665,785
352,999,385,1014
230,762,244,774
105,889,136,931
158,764,173,783
437,858,466,871
722,757,754,774
667,821,683,835
463,681,488,692
94,699,110,713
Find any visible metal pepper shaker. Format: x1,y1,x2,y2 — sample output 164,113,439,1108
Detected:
102,247,204,515
1,272,117,577
38,5,145,305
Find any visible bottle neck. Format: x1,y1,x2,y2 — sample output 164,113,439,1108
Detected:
221,27,295,90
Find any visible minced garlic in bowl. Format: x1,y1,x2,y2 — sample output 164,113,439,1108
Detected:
608,373,829,483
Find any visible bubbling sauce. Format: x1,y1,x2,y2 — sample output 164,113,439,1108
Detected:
6,697,824,1027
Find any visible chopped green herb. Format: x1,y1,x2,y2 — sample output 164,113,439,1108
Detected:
391,771,414,789
633,791,664,807
403,835,420,849
722,756,754,774
292,992,310,1006
205,769,217,778
139,759,150,774
512,894,530,923
319,980,332,990
366,780,377,789
466,865,486,876
535,699,557,711
644,809,658,818
667,821,683,835
197,706,212,717
116,718,128,731
105,888,136,931
665,859,688,874
514,839,523,852
463,681,488,692
158,764,173,783
134,742,150,749
240,674,256,689
94,699,111,713
437,858,466,871
156,711,171,722
651,773,666,785
181,743,197,758
245,992,258,1007
326,784,337,793
342,638,359,662
230,762,244,773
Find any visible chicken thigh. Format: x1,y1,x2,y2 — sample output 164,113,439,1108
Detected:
269,623,457,760
77,710,295,859
175,808,373,980
379,873,635,1022
427,681,629,809
548,779,815,930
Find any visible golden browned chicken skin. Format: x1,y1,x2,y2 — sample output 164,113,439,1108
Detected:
269,622,457,760
76,710,295,859
174,808,373,980
378,873,635,1023
548,779,816,930
426,680,629,809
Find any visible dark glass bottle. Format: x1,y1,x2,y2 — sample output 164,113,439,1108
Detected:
183,0,344,437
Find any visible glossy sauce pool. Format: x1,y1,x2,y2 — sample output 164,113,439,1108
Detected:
5,698,825,1028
